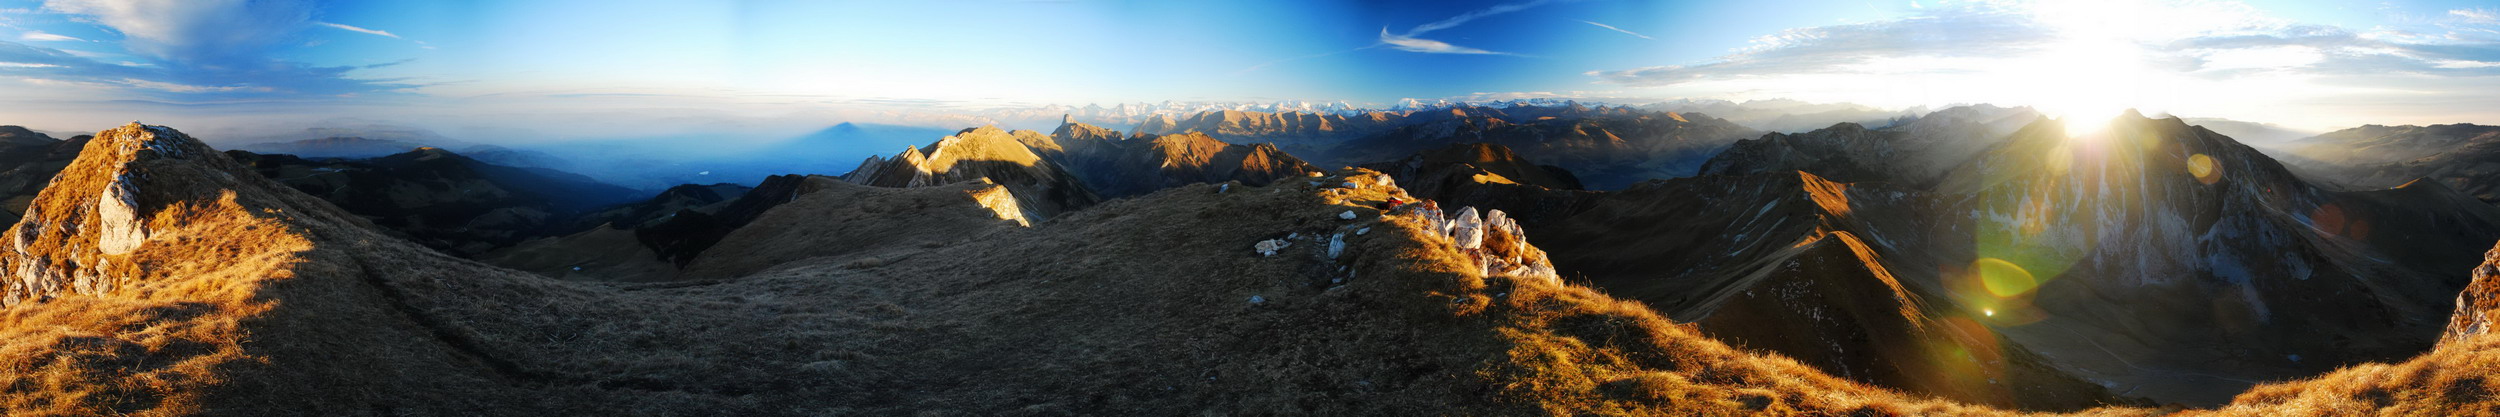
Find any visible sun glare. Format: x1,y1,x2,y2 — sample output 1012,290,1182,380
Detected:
2027,0,2151,139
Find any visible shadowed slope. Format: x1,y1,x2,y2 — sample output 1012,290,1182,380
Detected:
5,123,2062,415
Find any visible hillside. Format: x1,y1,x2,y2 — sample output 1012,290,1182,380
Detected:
226,147,644,256
1341,108,1761,190
0,129,88,224
2287,124,2500,167
844,126,1100,219
1699,104,2037,187
3,122,2069,415
233,136,432,159
1933,112,2500,404
1362,110,2500,408
1034,119,1323,199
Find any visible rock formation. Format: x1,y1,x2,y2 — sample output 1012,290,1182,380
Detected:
843,126,1099,219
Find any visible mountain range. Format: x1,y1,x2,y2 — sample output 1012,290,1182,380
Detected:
7,99,2500,415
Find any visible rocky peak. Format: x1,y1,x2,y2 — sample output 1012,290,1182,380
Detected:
2,123,357,306
2448,241,2500,344
844,126,1099,219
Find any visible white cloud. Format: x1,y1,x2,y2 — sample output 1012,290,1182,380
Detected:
0,62,63,68
316,21,399,39
119,78,271,93
17,0,413,99
1379,28,1506,55
17,31,80,42
1588,0,2500,130
2455,8,2500,25
1580,20,1653,40
2433,59,2500,69
2194,45,2324,71
42,0,313,63
1407,0,1550,36
1377,0,1549,55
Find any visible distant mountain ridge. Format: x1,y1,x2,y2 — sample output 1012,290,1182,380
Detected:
228,146,643,256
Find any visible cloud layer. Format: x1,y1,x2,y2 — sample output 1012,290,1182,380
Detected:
0,0,409,102
1585,0,2500,129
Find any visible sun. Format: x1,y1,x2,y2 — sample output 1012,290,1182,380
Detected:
2033,38,2145,138
2025,0,2152,138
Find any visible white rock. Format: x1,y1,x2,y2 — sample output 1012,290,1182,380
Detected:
1338,210,1357,220
1356,227,1370,235
1450,207,1484,250
96,176,147,255
1248,295,1266,304
1218,184,1229,193
1328,232,1347,259
1254,239,1291,256
1341,181,1359,189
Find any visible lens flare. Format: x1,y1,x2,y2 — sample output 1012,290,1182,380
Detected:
2187,153,2221,184
1974,257,2039,297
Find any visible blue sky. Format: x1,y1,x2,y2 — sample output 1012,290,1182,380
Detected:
1,0,2497,137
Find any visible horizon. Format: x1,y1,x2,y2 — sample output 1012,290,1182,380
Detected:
1,0,2497,139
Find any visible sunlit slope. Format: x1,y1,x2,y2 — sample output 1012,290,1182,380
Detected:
1936,111,2500,405
1032,120,1323,199
844,126,1100,219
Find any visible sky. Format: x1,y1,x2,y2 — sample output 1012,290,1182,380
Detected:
0,0,2496,138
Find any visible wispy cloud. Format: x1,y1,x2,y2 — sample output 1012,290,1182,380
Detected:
1585,0,2500,129
1380,28,1509,55
1241,1,1543,72
7,0,413,100
1407,0,1551,35
1590,8,2053,86
1380,0,1552,55
43,0,313,64
316,21,399,39
2455,8,2500,25
17,31,80,42
1580,20,1652,40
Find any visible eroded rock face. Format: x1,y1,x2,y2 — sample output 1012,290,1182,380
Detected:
2447,241,2500,344
1,123,270,306
1412,201,1556,283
